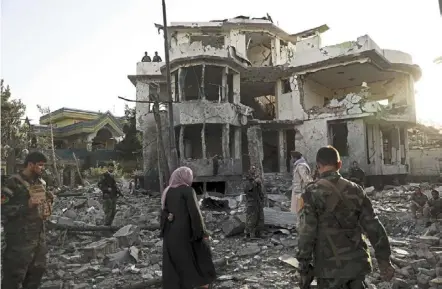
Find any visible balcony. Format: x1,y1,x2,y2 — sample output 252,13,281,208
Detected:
181,158,242,178
170,41,229,62
136,62,163,76
173,101,244,126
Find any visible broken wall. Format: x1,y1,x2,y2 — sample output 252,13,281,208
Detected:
409,148,442,177
295,118,367,173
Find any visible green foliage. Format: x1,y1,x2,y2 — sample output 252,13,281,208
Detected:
1,79,29,159
85,162,123,180
115,105,142,160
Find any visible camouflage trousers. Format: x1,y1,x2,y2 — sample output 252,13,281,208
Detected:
245,206,264,237
2,231,47,289
103,198,117,226
317,276,368,289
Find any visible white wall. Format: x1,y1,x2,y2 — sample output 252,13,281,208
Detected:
409,148,442,176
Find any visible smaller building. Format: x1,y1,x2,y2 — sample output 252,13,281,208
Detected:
32,108,125,186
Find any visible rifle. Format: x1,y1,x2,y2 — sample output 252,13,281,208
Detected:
300,264,315,289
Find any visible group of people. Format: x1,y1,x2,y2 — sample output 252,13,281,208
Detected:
159,146,397,289
141,51,162,62
2,146,440,289
410,186,441,225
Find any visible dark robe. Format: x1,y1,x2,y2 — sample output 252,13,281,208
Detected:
160,186,216,289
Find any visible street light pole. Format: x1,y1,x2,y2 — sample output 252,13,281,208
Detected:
162,0,178,173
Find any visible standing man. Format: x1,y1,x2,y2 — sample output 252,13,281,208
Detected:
409,187,428,219
423,189,442,226
290,151,312,214
98,163,123,226
152,51,162,62
1,151,54,289
244,166,265,239
296,146,394,289
348,161,366,188
141,52,151,62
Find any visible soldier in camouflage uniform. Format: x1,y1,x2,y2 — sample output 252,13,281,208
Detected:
1,151,54,289
296,146,394,289
244,166,265,238
98,163,123,226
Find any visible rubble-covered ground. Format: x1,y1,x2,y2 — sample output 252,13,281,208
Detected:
38,182,442,289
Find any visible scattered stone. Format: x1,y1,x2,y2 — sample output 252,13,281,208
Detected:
80,238,119,261
222,216,245,237
113,225,141,247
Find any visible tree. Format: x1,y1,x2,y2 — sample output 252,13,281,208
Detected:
115,105,142,161
1,80,28,173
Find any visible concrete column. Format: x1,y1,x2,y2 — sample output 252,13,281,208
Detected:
234,127,242,160
221,67,228,102
201,123,206,159
201,64,206,100
278,130,287,173
222,124,230,158
178,68,184,101
179,126,185,162
70,167,76,187
271,38,281,65
233,73,241,104
275,79,282,119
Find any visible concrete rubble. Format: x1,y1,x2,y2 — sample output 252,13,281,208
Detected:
38,182,442,289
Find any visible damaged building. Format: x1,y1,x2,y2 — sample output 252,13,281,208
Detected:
129,16,421,193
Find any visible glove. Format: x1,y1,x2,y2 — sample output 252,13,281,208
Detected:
378,260,394,281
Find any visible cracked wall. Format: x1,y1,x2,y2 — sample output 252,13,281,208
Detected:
295,118,366,173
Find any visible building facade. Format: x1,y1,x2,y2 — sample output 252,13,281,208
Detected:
32,108,124,186
130,16,421,193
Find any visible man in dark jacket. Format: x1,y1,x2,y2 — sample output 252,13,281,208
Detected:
244,166,265,238
98,163,122,226
296,146,394,289
1,151,54,289
348,161,366,188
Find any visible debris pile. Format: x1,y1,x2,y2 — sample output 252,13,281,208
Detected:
34,183,442,288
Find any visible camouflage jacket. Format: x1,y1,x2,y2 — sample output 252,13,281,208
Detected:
1,173,52,240
98,172,120,198
411,193,428,207
296,171,391,279
244,179,264,207
348,167,366,184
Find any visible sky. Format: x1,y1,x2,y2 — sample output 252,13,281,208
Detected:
1,0,442,126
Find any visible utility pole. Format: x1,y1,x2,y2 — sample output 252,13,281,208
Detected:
162,0,178,173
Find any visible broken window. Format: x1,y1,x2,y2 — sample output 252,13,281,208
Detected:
246,32,273,67
183,66,203,101
205,124,223,158
286,130,296,172
227,73,234,103
204,66,223,101
173,72,179,102
262,131,279,172
240,82,276,120
183,124,203,159
381,128,392,164
400,128,406,164
282,79,292,94
329,122,349,156
190,35,225,49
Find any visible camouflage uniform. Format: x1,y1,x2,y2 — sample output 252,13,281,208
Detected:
423,196,442,221
1,173,53,289
296,171,392,289
409,192,428,218
244,169,265,238
348,167,366,188
98,171,121,226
